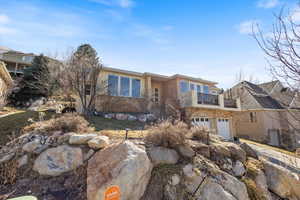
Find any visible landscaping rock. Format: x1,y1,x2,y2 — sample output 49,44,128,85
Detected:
87,136,110,150
170,174,180,186
0,152,15,164
198,179,237,200
240,143,258,159
177,145,195,158
116,113,128,120
33,145,83,176
148,147,179,165
69,133,97,145
22,139,48,154
232,160,245,177
104,113,114,119
84,149,95,161
128,114,137,121
138,114,147,122
87,141,153,200
262,159,300,199
225,143,246,163
18,155,29,168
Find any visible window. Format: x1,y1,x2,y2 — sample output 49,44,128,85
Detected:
108,75,118,96
180,80,189,93
153,88,159,102
250,112,257,123
132,79,141,98
197,85,201,93
190,83,195,91
203,85,210,94
22,56,34,63
120,76,130,96
108,74,141,98
85,84,91,95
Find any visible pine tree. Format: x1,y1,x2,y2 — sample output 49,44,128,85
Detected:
11,54,53,103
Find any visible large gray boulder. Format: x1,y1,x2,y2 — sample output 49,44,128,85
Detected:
148,147,179,165
262,159,300,200
87,141,153,200
33,145,83,176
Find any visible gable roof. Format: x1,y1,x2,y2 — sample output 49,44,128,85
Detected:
242,81,283,109
258,80,279,93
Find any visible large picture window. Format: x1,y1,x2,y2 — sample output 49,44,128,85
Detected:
203,85,210,94
108,74,141,98
108,75,118,96
132,79,141,97
120,76,130,96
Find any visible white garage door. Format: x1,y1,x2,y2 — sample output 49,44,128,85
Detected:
192,117,210,128
217,118,231,140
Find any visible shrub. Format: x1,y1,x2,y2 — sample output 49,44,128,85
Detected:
144,120,188,148
23,113,94,134
191,126,210,142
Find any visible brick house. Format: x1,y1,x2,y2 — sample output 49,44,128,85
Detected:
78,66,241,139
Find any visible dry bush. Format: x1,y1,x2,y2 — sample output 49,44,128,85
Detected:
0,158,18,185
144,120,188,148
23,113,94,134
191,126,210,142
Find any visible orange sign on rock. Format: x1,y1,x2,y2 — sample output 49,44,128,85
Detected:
104,185,121,200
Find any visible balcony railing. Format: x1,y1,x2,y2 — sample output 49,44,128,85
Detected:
197,93,219,105
180,90,240,110
224,98,237,108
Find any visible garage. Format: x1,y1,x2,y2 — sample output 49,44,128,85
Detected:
192,117,210,128
217,118,231,140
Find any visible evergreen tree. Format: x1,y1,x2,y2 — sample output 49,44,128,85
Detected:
11,55,53,104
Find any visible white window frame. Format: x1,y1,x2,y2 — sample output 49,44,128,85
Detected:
108,74,141,98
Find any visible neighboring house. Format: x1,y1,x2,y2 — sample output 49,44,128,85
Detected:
80,66,241,140
0,61,13,106
0,46,35,78
227,80,300,150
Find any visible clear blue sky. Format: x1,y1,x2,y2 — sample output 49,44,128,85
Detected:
0,0,298,88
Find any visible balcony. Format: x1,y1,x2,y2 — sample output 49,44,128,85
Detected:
180,91,241,111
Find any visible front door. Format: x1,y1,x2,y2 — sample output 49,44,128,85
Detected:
268,129,280,146
217,118,231,140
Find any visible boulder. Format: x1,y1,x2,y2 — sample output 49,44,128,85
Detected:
128,115,137,121
69,133,97,145
198,179,237,200
22,139,48,154
33,145,83,176
254,169,272,200
170,174,180,186
232,160,245,177
224,143,246,163
189,141,210,158
148,147,179,165
0,152,15,164
116,113,128,120
18,155,28,168
177,145,195,158
240,143,258,159
87,136,110,150
84,149,95,161
87,141,153,200
138,114,147,122
262,159,300,200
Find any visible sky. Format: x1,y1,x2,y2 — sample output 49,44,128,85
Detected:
0,0,299,89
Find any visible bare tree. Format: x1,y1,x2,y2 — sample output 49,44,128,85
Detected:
64,44,102,115
235,68,260,84
253,7,300,90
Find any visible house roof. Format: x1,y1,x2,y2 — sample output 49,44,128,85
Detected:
242,81,283,109
258,80,279,93
102,66,218,85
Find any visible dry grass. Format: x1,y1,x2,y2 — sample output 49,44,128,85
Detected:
22,113,94,135
0,158,18,185
144,120,188,148
191,126,210,142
